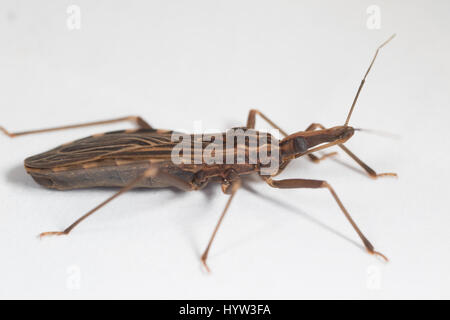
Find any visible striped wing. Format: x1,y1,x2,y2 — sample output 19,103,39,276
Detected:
24,129,179,169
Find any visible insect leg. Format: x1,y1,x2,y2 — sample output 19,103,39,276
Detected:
264,177,388,261
201,170,241,273
38,166,159,238
38,165,194,238
305,123,397,179
246,109,289,136
0,115,152,138
307,151,339,163
304,123,340,163
338,144,397,178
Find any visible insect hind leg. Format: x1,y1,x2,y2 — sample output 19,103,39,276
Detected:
1,115,152,138
38,164,194,238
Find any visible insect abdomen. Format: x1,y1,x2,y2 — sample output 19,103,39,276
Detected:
25,161,194,190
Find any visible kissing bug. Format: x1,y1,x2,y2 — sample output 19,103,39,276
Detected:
1,35,397,272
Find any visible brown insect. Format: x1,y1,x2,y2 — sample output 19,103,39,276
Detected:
1,35,397,272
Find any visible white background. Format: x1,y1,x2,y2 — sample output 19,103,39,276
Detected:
0,0,449,299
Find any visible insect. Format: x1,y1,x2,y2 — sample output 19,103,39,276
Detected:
1,35,396,272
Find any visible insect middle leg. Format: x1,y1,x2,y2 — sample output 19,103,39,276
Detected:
201,170,241,272
264,177,388,261
39,164,194,238
246,109,289,137
305,123,397,178
0,115,152,138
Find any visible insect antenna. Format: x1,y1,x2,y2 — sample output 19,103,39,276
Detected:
344,34,396,126
354,127,400,140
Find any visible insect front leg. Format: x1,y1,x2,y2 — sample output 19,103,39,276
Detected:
305,123,397,179
0,115,152,138
201,170,241,273
264,176,388,261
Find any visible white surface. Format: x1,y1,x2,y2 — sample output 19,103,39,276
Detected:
0,0,449,299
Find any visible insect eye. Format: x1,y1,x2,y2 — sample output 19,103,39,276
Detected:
293,137,307,153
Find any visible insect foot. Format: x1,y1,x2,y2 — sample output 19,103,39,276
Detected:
370,172,398,179
369,249,389,262
0,126,15,138
38,231,69,239
201,253,211,274
310,151,339,163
